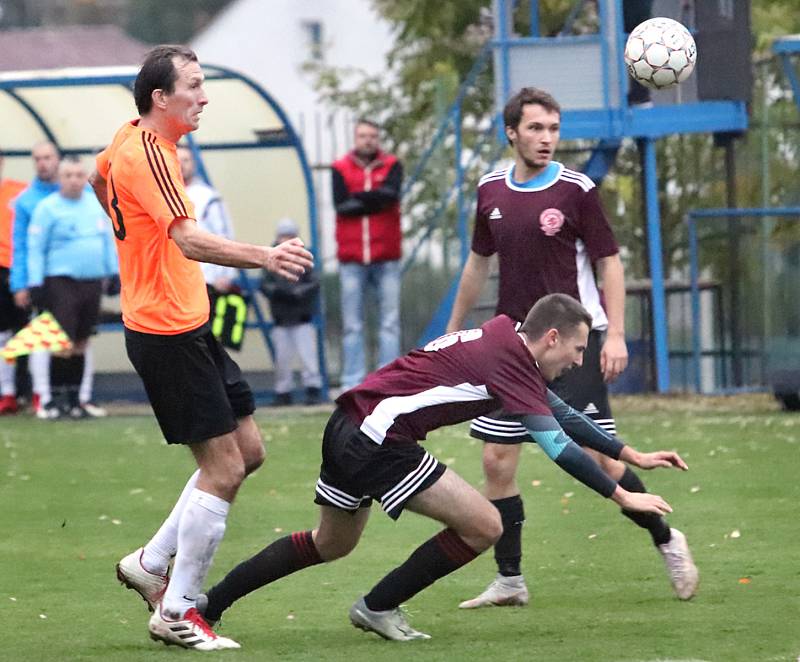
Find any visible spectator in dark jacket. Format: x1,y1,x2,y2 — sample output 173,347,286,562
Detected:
261,218,322,405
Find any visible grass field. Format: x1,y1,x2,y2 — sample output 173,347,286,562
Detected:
1,396,799,661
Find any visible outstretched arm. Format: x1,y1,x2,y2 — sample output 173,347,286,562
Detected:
170,219,314,282
522,414,674,514
546,389,688,471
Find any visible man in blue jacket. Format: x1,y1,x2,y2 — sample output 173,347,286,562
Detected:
27,156,118,418
11,141,60,413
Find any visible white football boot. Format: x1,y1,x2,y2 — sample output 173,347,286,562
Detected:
458,573,529,609
148,605,240,650
657,528,699,600
116,547,168,612
349,597,431,641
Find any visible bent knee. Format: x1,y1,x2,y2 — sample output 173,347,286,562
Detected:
461,508,502,552
482,444,520,482
313,533,357,562
244,443,266,474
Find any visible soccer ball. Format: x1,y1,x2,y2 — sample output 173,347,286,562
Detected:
624,17,697,90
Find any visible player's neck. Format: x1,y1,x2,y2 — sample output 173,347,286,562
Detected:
512,159,549,182
138,115,181,145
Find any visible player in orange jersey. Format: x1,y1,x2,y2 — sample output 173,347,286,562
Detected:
0,147,27,414
90,45,313,652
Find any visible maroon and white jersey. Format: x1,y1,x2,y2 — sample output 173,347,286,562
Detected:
472,162,619,329
336,315,550,445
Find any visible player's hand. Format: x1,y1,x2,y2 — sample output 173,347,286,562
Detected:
266,237,313,281
633,450,689,471
612,487,673,514
13,289,30,309
600,332,628,383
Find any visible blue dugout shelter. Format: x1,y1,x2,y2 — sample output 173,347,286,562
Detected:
0,64,327,401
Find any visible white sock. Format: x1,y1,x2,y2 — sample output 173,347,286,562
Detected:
161,489,230,618
0,331,14,397
30,350,50,404
79,344,93,404
141,469,200,575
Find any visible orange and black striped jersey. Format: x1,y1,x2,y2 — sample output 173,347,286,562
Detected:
96,120,209,334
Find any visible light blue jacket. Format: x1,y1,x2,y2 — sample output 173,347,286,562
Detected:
10,177,59,291
27,190,118,286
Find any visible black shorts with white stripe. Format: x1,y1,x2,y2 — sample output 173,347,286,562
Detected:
314,407,447,520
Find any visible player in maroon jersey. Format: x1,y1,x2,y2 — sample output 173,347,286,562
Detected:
447,87,697,608
196,294,688,642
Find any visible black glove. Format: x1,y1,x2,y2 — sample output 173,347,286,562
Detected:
104,275,121,296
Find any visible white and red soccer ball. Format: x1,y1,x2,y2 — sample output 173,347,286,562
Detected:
624,17,697,90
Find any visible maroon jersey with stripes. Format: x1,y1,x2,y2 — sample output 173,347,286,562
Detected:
336,315,550,446
472,163,618,329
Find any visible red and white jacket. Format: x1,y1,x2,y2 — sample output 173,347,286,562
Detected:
331,150,403,264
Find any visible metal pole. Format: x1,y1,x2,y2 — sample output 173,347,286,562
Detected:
643,138,670,392
688,214,702,393
454,104,468,267
723,135,742,386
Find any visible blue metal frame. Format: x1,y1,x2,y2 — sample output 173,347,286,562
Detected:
687,207,800,394
642,139,669,392
487,0,749,394
0,64,328,400
774,37,800,113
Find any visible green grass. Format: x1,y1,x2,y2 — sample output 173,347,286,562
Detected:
1,398,799,661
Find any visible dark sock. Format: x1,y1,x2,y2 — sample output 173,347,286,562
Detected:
67,355,85,407
50,356,71,409
205,530,322,622
618,467,672,546
364,528,478,612
491,495,525,577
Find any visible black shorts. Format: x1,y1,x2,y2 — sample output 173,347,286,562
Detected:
0,267,27,333
314,407,447,520
44,276,102,343
470,330,614,443
125,323,255,444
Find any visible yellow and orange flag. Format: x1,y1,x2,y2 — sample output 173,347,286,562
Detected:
1,312,72,363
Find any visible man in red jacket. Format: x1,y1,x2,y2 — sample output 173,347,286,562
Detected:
331,119,403,389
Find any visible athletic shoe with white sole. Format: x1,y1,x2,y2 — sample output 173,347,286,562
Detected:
458,573,529,609
116,547,169,612
148,605,240,650
349,597,431,641
81,402,108,418
658,528,699,600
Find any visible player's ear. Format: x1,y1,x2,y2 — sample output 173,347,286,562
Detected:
546,328,559,346
152,88,167,110
504,125,516,144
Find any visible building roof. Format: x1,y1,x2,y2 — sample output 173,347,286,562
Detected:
0,25,149,72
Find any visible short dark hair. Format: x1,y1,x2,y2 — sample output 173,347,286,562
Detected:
519,293,592,341
134,45,198,115
355,118,381,131
503,87,561,145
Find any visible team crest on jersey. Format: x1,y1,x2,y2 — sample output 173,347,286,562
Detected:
489,207,503,220
539,208,565,236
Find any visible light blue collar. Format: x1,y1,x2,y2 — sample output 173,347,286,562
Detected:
509,161,561,189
